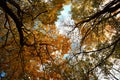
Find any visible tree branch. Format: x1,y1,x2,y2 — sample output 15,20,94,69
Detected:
88,37,119,73
0,0,24,46
76,0,120,27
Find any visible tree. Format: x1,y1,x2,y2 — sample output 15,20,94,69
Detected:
0,0,120,80
66,0,120,79
0,0,71,79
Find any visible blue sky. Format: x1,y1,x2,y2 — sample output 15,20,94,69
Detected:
55,3,74,35
55,3,81,59
56,3,72,21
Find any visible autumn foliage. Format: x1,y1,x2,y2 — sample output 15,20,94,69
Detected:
0,0,120,80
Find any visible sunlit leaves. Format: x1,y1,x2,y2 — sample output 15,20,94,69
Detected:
72,0,102,22
79,23,117,51
0,0,72,79
0,0,120,79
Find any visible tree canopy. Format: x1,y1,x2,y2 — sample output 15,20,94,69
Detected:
0,0,120,80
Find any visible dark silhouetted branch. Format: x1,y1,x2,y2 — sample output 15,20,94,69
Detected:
76,0,120,27
0,0,24,46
